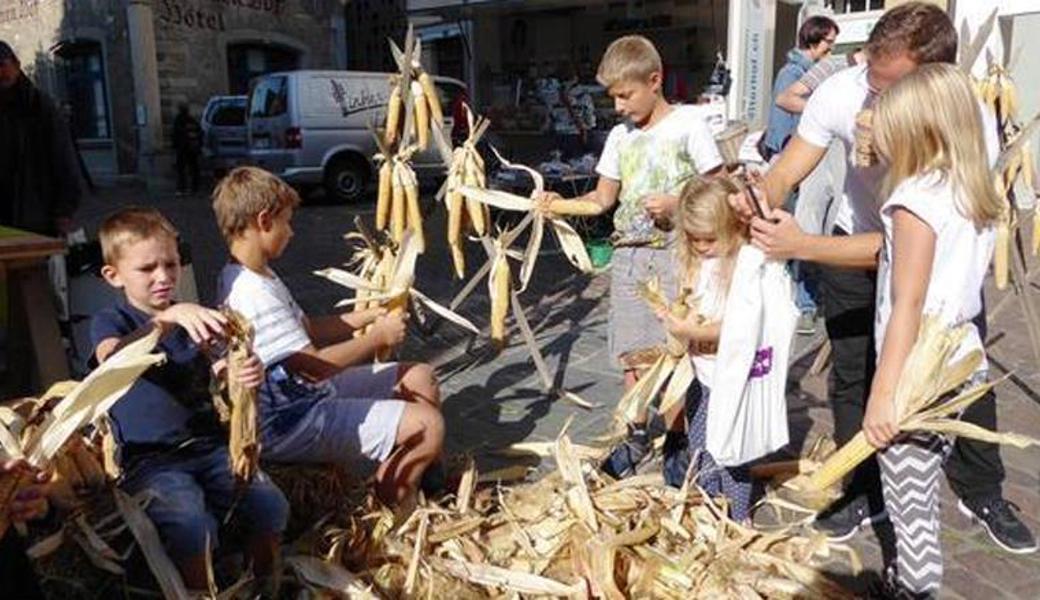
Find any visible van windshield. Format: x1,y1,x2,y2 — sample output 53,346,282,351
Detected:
250,76,288,118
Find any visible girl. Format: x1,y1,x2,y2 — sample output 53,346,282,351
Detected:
866,63,1001,597
656,175,755,522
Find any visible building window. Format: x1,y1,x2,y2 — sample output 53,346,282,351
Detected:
830,0,884,13
55,40,110,140
227,43,300,95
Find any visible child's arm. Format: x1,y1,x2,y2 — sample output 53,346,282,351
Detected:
94,304,227,363
535,176,620,217
281,310,407,382
655,308,720,346
304,307,386,346
862,209,934,449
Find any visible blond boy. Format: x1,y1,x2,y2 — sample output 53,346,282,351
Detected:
538,36,723,482
213,167,445,508
91,207,287,592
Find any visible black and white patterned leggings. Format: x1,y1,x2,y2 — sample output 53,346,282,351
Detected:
685,382,754,522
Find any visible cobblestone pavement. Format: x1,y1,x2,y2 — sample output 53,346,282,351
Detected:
73,183,1040,598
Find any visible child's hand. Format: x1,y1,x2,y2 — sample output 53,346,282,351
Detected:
236,354,265,390
352,306,387,328
654,307,690,341
533,191,564,216
643,194,678,219
370,310,408,348
155,304,227,345
863,393,899,449
2,459,50,523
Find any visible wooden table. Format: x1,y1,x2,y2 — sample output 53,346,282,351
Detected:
0,226,69,391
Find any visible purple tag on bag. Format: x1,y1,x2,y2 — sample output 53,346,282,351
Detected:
749,347,773,379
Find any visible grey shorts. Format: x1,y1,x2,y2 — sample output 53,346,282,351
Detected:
609,245,678,367
263,363,405,475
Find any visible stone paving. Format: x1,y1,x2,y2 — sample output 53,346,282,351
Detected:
73,182,1040,598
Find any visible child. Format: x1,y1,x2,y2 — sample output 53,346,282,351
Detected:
865,63,1001,597
90,207,288,593
213,167,445,509
538,35,724,480
655,176,754,521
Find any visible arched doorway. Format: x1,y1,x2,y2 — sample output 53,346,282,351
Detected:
227,43,300,95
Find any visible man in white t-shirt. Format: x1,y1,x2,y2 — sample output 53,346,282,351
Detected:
732,2,1036,556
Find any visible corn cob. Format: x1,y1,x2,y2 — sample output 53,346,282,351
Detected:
548,199,602,216
385,83,402,146
489,242,511,351
464,151,487,236
402,166,424,253
995,216,1010,290
412,80,429,151
447,169,466,279
376,160,392,231
224,309,260,484
418,71,444,127
391,162,406,243
665,290,691,357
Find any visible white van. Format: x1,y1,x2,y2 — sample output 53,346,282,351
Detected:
247,70,466,202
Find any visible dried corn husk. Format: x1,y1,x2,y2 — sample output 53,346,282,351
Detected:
223,308,260,484
114,488,191,600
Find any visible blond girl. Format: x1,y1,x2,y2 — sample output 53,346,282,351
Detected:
656,176,755,521
867,63,1001,597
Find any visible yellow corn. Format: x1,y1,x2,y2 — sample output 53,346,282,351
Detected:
403,166,425,253
665,297,690,358
490,251,510,351
463,151,487,236
391,163,406,243
548,199,601,217
376,161,392,231
412,80,429,151
448,171,465,279
418,71,444,126
995,217,1010,290
805,432,877,493
386,84,402,146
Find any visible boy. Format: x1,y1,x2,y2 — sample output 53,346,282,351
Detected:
90,207,288,592
213,167,445,509
537,35,723,483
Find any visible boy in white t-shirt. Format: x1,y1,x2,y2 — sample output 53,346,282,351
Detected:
537,35,723,482
213,167,445,510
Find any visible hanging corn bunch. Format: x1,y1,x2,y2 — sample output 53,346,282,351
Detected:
458,147,595,293
442,104,493,278
1,327,165,538
383,26,445,154
373,145,425,253
221,308,261,485
488,236,512,351
801,315,1040,492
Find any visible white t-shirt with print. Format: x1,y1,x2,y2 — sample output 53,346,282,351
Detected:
597,105,723,246
687,257,727,389
217,263,312,367
798,64,999,235
874,172,995,367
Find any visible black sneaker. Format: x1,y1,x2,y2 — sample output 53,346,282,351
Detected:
812,494,889,542
601,425,650,479
958,497,1039,554
662,431,690,488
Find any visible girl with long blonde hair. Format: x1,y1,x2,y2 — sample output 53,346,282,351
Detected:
655,175,756,521
865,62,1000,597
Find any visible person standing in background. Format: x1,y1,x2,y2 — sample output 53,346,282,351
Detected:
173,103,203,196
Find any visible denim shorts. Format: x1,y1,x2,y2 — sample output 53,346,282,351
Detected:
121,442,288,560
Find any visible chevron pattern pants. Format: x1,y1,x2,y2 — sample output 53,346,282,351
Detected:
878,432,950,599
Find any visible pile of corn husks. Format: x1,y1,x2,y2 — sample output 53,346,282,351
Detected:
283,435,857,599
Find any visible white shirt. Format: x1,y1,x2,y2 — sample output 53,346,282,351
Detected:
874,172,995,367
217,263,312,366
688,257,726,389
798,64,999,234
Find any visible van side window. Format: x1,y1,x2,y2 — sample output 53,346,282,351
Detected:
250,76,288,118
211,101,246,126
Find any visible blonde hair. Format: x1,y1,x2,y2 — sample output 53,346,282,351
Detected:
596,35,663,87
676,176,748,296
873,63,1002,226
212,166,301,240
98,207,179,265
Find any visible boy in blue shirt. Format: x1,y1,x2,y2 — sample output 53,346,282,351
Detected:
90,207,288,593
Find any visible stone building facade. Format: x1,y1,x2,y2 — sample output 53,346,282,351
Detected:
0,0,346,179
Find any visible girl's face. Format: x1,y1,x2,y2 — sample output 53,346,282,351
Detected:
687,232,719,258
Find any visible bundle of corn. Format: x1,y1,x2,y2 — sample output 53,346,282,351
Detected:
384,27,443,153
220,308,261,485
610,278,698,433
801,315,1040,493
1,328,164,538
316,230,481,352
443,104,492,278
288,434,857,599
459,148,594,293
374,144,426,252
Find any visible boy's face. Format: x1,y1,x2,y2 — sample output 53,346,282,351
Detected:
101,236,181,314
607,73,662,126
259,206,294,260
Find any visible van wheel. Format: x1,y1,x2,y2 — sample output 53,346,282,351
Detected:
324,156,369,203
